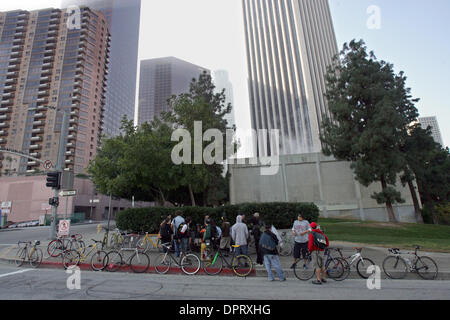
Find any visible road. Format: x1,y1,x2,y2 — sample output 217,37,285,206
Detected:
0,263,449,300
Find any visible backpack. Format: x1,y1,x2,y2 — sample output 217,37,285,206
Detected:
312,231,327,249
160,224,171,240
178,223,187,234
203,224,217,241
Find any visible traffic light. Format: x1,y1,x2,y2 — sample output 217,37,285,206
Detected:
46,171,61,189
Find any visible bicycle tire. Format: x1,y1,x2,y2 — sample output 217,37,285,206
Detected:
90,250,108,271
181,253,201,275
29,248,43,268
279,241,293,256
130,251,150,273
154,252,171,274
356,257,376,279
104,251,122,272
383,255,408,279
332,257,350,281
232,254,253,277
203,252,224,275
47,239,63,257
415,256,438,280
15,247,27,267
62,250,80,270
325,257,345,280
293,256,315,281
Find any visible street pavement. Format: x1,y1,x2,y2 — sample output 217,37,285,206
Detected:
0,263,449,300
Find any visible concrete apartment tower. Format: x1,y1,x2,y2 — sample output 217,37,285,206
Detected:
0,7,110,175
138,57,209,125
242,0,339,156
418,116,445,147
61,0,141,137
213,70,235,129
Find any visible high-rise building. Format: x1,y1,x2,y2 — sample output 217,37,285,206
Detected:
61,0,141,137
138,57,209,125
419,116,444,146
213,70,235,129
242,0,339,156
0,7,110,174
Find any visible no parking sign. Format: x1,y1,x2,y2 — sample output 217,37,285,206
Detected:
58,219,70,237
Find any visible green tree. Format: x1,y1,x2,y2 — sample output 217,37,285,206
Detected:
321,40,419,222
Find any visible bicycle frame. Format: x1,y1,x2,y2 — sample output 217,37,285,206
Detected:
141,233,160,248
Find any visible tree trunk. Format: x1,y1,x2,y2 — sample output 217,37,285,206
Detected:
188,184,196,206
407,179,423,223
158,188,166,207
381,176,397,222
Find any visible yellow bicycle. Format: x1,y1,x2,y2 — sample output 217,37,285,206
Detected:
15,241,42,268
62,239,109,271
137,232,162,252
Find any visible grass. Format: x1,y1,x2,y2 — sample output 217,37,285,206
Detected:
317,218,450,253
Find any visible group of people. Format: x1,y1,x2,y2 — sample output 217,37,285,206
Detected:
158,211,329,285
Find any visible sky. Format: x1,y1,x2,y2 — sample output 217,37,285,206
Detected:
1,0,448,152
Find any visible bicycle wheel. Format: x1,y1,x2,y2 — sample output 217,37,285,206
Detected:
181,253,201,275
325,257,345,280
332,258,350,281
62,250,80,270
47,239,63,257
383,256,408,279
415,256,438,280
356,257,376,279
15,248,27,267
29,248,43,268
154,252,171,274
130,251,150,273
279,241,293,256
232,254,253,277
293,256,315,281
104,251,122,272
90,250,108,271
136,236,149,252
203,252,223,275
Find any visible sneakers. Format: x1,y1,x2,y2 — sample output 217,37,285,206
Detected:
303,264,308,270
312,279,322,285
321,278,327,283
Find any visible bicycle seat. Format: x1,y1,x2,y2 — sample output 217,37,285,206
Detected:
232,245,241,248
34,240,40,246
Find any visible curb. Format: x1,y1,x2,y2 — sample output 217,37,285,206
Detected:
1,256,449,280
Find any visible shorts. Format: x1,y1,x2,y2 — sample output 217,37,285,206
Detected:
311,250,324,270
294,241,309,259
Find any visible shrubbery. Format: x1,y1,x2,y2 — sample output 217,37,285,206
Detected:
116,202,320,233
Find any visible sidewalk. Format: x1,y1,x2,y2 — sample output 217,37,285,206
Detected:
1,227,450,280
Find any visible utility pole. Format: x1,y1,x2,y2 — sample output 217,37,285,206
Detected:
49,109,69,240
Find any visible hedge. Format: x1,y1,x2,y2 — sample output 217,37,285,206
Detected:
116,202,319,233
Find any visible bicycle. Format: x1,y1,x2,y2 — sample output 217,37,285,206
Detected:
15,241,43,268
104,246,150,273
154,242,201,275
334,247,376,279
382,246,438,280
202,244,254,277
47,234,85,258
278,231,294,256
293,248,347,281
61,239,109,271
136,232,162,252
109,228,135,249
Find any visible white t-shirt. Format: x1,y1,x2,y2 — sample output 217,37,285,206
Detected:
292,220,311,243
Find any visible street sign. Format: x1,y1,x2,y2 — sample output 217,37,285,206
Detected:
43,160,53,170
1,201,11,209
89,199,100,203
59,190,77,197
58,219,70,237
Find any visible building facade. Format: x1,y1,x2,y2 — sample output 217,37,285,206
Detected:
138,57,209,125
61,0,141,137
419,116,444,147
0,7,110,175
213,70,235,129
242,0,339,156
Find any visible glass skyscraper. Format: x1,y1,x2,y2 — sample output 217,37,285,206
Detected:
61,0,141,137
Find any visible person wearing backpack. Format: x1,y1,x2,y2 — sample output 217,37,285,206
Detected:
171,211,185,258
259,224,286,281
308,222,329,285
159,217,173,253
178,216,192,255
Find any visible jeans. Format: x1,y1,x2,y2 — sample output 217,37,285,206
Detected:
174,239,181,257
264,254,286,281
181,238,189,254
234,245,248,256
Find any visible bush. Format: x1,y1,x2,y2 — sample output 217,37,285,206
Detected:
436,202,450,225
116,202,319,233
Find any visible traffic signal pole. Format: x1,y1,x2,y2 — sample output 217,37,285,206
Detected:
49,110,69,240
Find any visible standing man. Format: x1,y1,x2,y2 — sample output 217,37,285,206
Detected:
231,215,248,256
220,216,231,256
259,225,286,281
291,213,312,269
308,222,329,285
251,212,264,265
171,210,185,258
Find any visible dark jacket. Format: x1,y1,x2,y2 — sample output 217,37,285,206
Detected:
259,230,279,256
160,223,173,243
